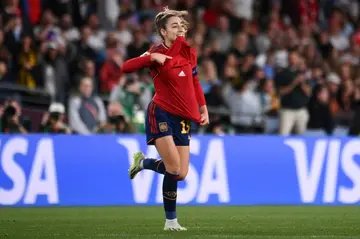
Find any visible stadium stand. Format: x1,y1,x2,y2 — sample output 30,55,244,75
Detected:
0,0,359,136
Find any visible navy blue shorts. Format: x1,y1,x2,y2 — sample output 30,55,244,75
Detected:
145,101,191,146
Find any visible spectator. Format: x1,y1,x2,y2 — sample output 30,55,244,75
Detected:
86,13,106,52
60,13,81,43
206,39,227,78
209,15,232,53
240,52,257,82
97,0,120,30
17,35,38,88
69,77,106,134
337,78,356,126
318,31,333,60
197,58,221,94
328,8,350,51
0,60,12,83
258,78,280,115
273,35,289,69
141,16,157,42
202,0,221,28
256,47,276,80
95,102,136,134
307,84,335,135
255,24,272,55
126,28,150,60
0,97,27,134
74,59,98,93
339,62,353,82
326,72,341,116
4,13,28,63
99,50,123,93
275,50,311,135
114,15,133,47
0,29,12,65
223,54,239,81
73,25,98,65
348,87,360,136
205,120,226,136
232,0,255,20
225,80,270,134
39,102,72,134
340,39,360,66
258,78,280,133
39,41,69,104
1,0,22,26
71,0,96,28
109,75,143,124
338,79,355,113
309,64,325,87
33,10,61,42
302,42,323,68
43,0,72,19
230,32,250,64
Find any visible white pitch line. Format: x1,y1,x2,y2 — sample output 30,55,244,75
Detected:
92,234,360,238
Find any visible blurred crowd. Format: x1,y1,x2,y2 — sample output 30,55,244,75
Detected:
1,0,360,136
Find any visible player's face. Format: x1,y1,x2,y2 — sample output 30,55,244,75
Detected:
162,16,186,42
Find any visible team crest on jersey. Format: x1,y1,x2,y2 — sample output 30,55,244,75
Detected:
159,122,168,132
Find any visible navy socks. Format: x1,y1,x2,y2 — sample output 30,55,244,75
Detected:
142,158,166,174
162,171,179,220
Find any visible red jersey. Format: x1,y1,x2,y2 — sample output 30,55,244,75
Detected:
122,36,206,123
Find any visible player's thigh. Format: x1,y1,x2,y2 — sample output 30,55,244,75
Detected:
155,135,181,174
172,117,191,180
145,101,173,145
172,118,191,146
176,145,190,180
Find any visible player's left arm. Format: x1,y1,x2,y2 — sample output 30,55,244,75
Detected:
191,49,209,125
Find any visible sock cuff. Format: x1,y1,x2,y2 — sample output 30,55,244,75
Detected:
165,171,179,176
165,171,180,181
165,211,177,220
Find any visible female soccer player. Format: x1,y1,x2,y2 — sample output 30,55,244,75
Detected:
122,8,209,231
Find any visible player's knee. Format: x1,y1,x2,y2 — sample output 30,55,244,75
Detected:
177,172,188,181
166,165,180,175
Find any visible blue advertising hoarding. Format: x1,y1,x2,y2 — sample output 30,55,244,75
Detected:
0,135,359,207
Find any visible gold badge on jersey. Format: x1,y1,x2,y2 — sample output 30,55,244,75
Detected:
159,122,168,132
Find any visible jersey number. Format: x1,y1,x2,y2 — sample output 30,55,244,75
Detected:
180,120,191,134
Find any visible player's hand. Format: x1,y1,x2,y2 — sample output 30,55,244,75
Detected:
200,105,209,125
200,112,209,125
150,53,172,65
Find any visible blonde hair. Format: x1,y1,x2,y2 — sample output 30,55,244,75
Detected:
155,7,189,39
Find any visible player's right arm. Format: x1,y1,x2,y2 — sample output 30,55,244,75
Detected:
122,52,172,73
122,53,153,73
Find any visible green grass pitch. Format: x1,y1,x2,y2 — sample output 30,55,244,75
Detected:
1,206,360,238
